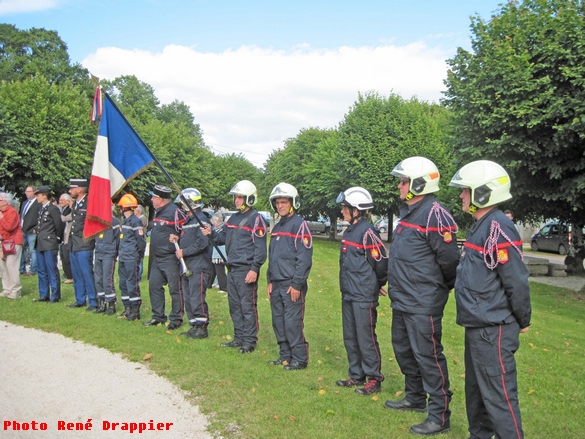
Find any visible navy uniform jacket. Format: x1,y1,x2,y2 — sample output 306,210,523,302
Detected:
179,212,213,272
267,213,313,290
70,195,95,252
20,199,41,234
455,208,531,329
213,208,267,272
95,218,120,259
119,213,146,262
339,219,388,302
388,195,460,315
150,202,184,258
36,203,64,252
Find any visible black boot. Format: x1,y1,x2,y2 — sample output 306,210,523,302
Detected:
126,304,141,321
94,297,107,313
117,303,130,319
104,302,116,315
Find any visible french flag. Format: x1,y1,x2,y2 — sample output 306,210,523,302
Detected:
84,93,154,239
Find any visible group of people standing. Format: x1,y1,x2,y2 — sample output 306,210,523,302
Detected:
0,155,531,439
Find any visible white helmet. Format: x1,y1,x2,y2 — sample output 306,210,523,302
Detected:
174,188,203,209
229,180,258,207
269,183,300,211
336,187,374,211
450,160,512,211
391,156,440,197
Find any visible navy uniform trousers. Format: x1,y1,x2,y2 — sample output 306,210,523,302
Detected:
148,254,182,324
227,267,259,347
392,309,452,426
270,280,309,364
465,321,524,439
182,267,211,327
342,299,384,382
94,257,117,303
119,260,142,306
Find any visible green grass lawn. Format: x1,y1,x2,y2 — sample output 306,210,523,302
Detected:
1,239,584,438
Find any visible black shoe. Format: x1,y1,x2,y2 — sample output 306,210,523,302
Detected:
336,377,366,388
409,419,451,436
167,321,182,330
67,303,85,308
33,297,50,302
354,379,381,395
86,306,97,311
284,361,307,371
221,340,243,348
268,357,290,366
104,302,116,315
238,344,255,354
118,304,130,319
143,319,164,327
384,398,427,413
94,298,107,313
126,304,140,321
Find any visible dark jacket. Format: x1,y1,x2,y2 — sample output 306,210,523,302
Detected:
20,198,40,234
119,213,147,262
388,195,460,315
70,195,95,252
180,212,213,273
150,202,185,258
95,218,120,260
339,218,388,302
36,203,64,252
267,213,313,291
455,208,531,329
213,208,267,272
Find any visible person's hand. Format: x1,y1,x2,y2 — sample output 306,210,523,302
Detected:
520,327,530,334
68,199,74,208
287,286,301,302
245,270,258,283
201,225,212,236
379,286,387,297
267,283,272,299
169,234,178,243
175,249,183,259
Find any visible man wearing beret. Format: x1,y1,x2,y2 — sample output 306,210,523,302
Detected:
67,178,98,311
144,185,186,329
33,186,64,303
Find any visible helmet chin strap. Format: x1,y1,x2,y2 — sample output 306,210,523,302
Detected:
405,191,415,201
350,208,362,224
468,204,477,215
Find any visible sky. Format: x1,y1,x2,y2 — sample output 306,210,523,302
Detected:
0,0,503,168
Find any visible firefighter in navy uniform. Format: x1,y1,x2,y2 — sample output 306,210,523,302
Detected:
144,185,186,329
170,188,213,339
266,183,313,370
335,187,387,396
117,194,146,321
206,180,267,354
33,186,64,303
450,160,531,439
385,157,459,436
94,211,120,315
67,178,97,311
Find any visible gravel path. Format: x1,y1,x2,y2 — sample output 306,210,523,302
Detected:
0,321,213,439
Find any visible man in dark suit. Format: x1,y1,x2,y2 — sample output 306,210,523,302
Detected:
19,185,41,275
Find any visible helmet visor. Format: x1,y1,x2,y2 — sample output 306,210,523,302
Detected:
336,192,346,204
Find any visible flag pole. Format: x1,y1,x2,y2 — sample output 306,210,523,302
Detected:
103,92,227,262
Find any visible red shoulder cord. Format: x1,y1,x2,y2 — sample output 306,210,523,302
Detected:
251,215,267,242
174,209,187,233
484,220,523,269
426,202,458,236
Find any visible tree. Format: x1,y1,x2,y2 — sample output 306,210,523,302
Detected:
0,76,96,195
0,24,89,87
337,92,454,238
102,75,160,125
443,0,585,269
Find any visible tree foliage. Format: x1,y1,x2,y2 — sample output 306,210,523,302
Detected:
0,76,96,195
443,0,585,227
337,92,454,222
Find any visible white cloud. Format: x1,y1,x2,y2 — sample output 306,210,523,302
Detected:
83,42,451,168
0,0,59,15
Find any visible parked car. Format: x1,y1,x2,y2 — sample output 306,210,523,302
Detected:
531,221,571,255
306,216,331,235
374,218,389,233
